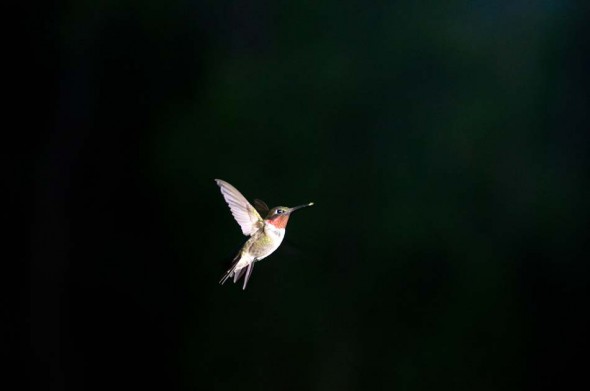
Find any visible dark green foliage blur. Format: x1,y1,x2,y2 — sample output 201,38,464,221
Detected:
26,1,589,390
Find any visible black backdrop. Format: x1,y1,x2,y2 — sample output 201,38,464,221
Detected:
18,1,589,390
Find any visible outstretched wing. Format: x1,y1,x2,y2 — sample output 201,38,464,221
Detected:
215,179,263,236
253,199,270,216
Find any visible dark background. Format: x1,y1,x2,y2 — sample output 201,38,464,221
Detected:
16,1,589,390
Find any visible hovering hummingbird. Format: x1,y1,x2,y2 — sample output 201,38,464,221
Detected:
215,179,314,290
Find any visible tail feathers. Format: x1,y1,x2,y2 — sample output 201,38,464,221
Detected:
233,267,246,283
219,255,256,289
219,267,235,285
242,262,254,290
219,253,240,285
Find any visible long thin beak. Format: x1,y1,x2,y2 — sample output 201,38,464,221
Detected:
288,202,314,213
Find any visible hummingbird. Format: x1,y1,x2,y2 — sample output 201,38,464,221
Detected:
215,179,314,290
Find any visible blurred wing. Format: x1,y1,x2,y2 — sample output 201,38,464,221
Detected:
253,199,270,216
215,179,263,236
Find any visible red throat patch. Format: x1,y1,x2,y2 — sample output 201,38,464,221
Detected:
268,214,290,229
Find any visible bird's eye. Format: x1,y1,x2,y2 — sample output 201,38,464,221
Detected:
276,209,284,214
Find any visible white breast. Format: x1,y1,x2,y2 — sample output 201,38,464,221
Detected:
264,222,285,241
